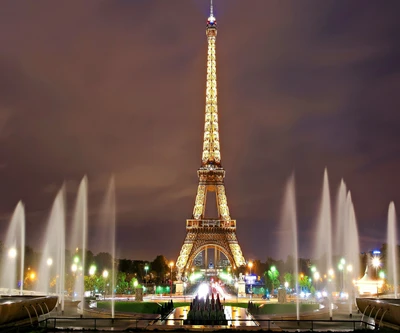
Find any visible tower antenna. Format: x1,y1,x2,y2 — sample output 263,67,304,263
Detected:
210,0,214,17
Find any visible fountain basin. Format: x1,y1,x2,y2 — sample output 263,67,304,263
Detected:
0,295,58,325
356,297,400,327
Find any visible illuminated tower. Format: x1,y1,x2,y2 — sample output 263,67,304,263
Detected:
176,1,246,274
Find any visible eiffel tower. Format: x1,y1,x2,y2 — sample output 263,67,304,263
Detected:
176,1,246,274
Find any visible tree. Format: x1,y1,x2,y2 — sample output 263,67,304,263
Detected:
298,274,312,292
84,275,97,295
119,259,133,273
116,272,129,294
94,252,113,272
151,255,169,283
284,272,294,288
265,266,280,291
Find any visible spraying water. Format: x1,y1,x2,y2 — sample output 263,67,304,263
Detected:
279,174,299,320
36,186,66,313
98,177,116,318
344,192,360,315
314,168,333,319
70,176,88,311
0,201,25,294
387,202,398,298
334,180,347,256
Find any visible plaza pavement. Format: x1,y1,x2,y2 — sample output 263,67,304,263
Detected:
37,295,377,332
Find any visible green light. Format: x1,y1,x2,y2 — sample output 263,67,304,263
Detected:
271,266,276,272
311,266,316,273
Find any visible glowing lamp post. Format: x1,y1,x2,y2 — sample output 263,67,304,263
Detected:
89,265,96,276
248,261,253,299
372,257,381,277
169,262,174,297
144,264,149,287
372,257,381,297
234,281,239,303
103,269,109,299
313,271,320,291
8,247,17,259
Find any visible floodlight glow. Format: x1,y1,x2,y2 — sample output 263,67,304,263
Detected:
197,283,210,299
47,258,53,266
89,265,96,275
8,248,17,258
372,257,381,268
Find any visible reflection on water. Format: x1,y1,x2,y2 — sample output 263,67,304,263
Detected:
160,306,258,327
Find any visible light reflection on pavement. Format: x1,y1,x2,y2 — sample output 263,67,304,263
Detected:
158,305,258,327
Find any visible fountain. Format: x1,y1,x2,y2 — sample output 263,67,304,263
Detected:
278,174,299,320
0,201,25,294
387,202,398,298
96,177,116,318
69,176,88,310
313,168,333,319
342,192,360,316
334,180,347,257
0,167,399,328
36,186,66,312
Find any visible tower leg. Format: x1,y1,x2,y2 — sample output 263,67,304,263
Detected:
205,247,208,269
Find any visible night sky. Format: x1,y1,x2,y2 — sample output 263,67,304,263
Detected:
1,1,400,262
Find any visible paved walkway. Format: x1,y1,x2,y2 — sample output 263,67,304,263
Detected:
155,305,258,328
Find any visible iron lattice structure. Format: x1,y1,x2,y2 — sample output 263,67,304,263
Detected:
176,5,246,273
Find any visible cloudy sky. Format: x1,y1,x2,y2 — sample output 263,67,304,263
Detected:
0,0,399,262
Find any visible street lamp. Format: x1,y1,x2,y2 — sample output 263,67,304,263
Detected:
169,262,174,297
234,281,239,303
372,257,381,277
89,265,96,276
8,247,17,259
338,263,344,292
270,266,277,295
248,261,253,299
144,264,149,287
103,269,109,299
372,257,381,297
313,271,320,291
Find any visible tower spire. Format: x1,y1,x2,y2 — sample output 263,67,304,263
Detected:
203,0,219,166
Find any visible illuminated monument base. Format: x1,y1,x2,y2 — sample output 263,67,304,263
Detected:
175,281,184,296
237,280,246,297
